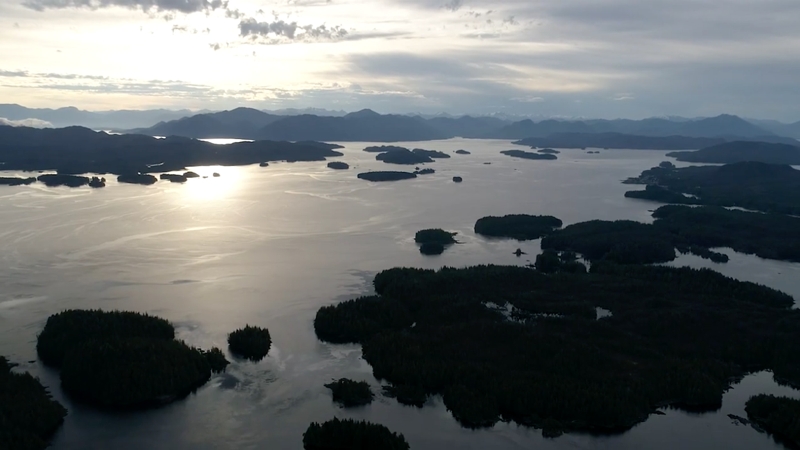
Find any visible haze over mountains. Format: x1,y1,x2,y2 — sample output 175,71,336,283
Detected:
3,103,800,144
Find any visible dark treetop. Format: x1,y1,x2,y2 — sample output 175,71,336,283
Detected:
228,325,272,361
303,418,410,450
324,378,375,408
314,264,800,436
474,215,563,240
745,395,800,448
0,356,67,450
623,161,800,215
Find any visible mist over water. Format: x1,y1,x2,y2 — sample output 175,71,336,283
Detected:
0,139,796,449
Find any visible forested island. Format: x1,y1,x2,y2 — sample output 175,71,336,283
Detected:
474,215,563,240
303,418,410,450
500,149,558,160
228,325,272,361
415,229,457,255
455,149,471,155
314,264,800,436
327,161,350,170
541,205,800,264
324,378,374,407
376,149,434,165
117,174,158,185
37,310,226,409
745,395,800,448
667,141,800,164
0,176,36,186
357,172,417,182
0,125,343,175
623,161,800,215
0,356,67,450
160,173,188,183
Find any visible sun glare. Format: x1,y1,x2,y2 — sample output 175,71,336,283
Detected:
180,166,242,202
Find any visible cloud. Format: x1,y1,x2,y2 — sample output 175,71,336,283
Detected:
443,0,462,12
22,0,226,14
0,117,53,128
238,17,347,42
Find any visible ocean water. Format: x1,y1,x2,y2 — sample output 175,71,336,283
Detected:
0,138,797,450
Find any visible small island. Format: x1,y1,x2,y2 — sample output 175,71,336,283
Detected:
455,149,471,155
259,162,270,167
453,176,463,183
363,145,408,153
303,418,410,450
0,176,36,186
228,325,272,361
324,378,374,407
414,168,435,175
537,148,560,154
160,173,188,183
184,171,200,178
745,395,800,448
474,214,563,240
358,171,417,182
88,176,106,188
37,174,92,188
501,150,557,160
327,161,350,170
118,174,158,185
376,149,434,165
37,309,222,409
415,228,457,255
0,356,68,450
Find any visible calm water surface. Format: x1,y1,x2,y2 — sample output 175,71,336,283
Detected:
0,139,797,449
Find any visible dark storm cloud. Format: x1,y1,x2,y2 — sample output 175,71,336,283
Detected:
22,0,226,13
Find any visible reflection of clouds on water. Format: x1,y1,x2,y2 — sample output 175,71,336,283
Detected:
0,295,46,310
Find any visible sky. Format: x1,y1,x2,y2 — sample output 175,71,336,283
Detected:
1,0,799,120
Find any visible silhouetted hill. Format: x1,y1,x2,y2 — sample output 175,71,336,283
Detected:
258,113,447,142
668,141,800,164
131,108,282,139
426,116,510,138
492,119,595,139
0,124,342,175
0,103,198,129
747,119,800,139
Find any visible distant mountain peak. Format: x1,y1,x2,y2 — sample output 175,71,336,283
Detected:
345,109,381,119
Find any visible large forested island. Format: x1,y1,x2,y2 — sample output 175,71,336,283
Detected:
37,309,226,409
314,264,800,436
500,149,557,160
624,161,800,215
540,205,800,264
0,125,343,175
474,214,563,240
303,418,410,450
745,395,800,447
667,141,800,164
357,171,418,182
0,356,67,450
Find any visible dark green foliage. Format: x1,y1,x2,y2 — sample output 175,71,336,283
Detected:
0,356,67,450
745,395,800,447
327,161,349,170
202,347,230,373
542,205,800,264
117,173,158,185
414,168,435,175
534,250,562,273
37,309,175,367
475,214,563,240
500,149,557,160
302,418,409,450
60,338,211,409
228,325,272,361
0,176,36,186
357,171,417,182
538,148,560,154
411,149,450,159
37,174,91,187
414,229,457,245
88,176,105,188
623,161,800,215
315,264,800,434
419,243,445,255
382,384,428,407
314,296,414,344
324,378,374,407
363,145,408,153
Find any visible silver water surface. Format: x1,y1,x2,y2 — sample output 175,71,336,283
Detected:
0,139,797,449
